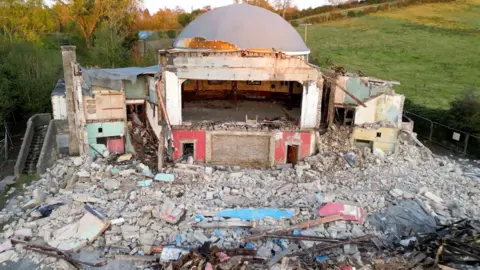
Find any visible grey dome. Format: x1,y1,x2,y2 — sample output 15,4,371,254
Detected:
173,4,310,54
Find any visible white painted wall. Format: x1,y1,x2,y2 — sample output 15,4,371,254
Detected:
354,94,404,126
51,95,67,120
146,101,162,140
165,71,182,125
300,81,320,129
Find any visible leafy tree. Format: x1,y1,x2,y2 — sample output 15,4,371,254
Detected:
88,25,131,68
0,0,56,42
447,90,480,134
55,0,140,47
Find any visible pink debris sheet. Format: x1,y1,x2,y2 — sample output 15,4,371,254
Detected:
318,202,365,224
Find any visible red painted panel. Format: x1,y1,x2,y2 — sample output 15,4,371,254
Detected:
274,132,312,164
172,130,206,163
107,137,125,153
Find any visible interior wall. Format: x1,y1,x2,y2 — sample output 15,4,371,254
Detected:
165,71,182,125
83,90,126,121
86,121,126,156
300,81,320,129
183,80,303,94
146,101,162,139
274,131,312,164
354,94,404,126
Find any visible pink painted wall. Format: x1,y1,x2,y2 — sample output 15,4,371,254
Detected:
274,132,312,164
172,130,206,162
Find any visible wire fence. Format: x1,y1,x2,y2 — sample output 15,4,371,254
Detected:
405,111,480,159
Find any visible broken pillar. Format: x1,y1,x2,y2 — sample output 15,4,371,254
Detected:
61,46,79,155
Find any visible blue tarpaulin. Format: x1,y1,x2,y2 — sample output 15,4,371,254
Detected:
215,208,294,221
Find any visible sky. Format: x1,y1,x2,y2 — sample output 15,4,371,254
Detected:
142,0,327,12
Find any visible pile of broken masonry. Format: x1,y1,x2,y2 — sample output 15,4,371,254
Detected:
0,126,479,269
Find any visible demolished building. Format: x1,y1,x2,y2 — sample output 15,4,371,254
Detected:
53,4,407,171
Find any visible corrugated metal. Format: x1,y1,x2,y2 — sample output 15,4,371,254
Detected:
174,4,309,54
51,79,66,96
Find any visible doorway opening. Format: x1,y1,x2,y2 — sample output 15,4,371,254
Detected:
182,142,195,160
286,145,299,165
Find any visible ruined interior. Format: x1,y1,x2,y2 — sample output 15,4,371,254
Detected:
181,80,303,126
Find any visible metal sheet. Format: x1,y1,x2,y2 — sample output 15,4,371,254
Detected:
174,4,309,54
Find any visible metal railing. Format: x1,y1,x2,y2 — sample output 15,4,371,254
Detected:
405,111,480,158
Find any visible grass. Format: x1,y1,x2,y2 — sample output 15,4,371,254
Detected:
302,0,480,108
291,2,394,24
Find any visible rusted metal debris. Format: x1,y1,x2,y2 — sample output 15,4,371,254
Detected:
184,37,237,50
11,239,107,268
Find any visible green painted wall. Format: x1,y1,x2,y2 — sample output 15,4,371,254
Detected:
124,76,147,99
345,77,370,104
344,77,390,104
86,122,126,156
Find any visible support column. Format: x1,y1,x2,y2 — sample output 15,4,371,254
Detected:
232,81,238,105
300,80,320,129
164,71,183,125
61,46,79,155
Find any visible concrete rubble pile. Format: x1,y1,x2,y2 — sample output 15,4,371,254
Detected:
0,127,478,269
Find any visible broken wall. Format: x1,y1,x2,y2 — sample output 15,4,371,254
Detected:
86,122,127,156
183,80,303,94
351,126,398,153
354,93,405,126
171,129,315,166
83,89,126,122
334,76,391,105
164,51,322,129
274,131,314,164
146,102,162,140
124,76,148,99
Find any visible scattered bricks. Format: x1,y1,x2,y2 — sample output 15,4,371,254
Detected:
193,230,209,244
389,189,404,198
14,228,33,237
423,191,444,204
121,225,140,239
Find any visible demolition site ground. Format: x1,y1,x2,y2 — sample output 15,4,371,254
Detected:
0,127,479,269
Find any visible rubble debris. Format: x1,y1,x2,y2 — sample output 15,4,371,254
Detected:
72,194,107,204
194,220,252,228
154,173,175,182
11,239,107,267
160,246,190,261
0,125,478,269
116,153,133,162
153,200,185,224
318,202,365,224
137,179,153,187
48,204,110,251
247,214,343,241
0,240,13,253
37,202,64,217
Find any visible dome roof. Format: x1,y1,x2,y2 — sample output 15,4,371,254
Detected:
173,4,309,54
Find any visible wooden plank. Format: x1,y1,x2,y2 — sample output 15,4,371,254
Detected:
245,214,343,241
327,77,367,107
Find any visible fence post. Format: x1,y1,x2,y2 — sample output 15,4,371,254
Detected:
429,120,434,141
463,133,470,156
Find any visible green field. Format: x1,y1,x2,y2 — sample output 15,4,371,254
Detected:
301,0,480,108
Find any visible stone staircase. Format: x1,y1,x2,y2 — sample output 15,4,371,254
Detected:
23,125,48,174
